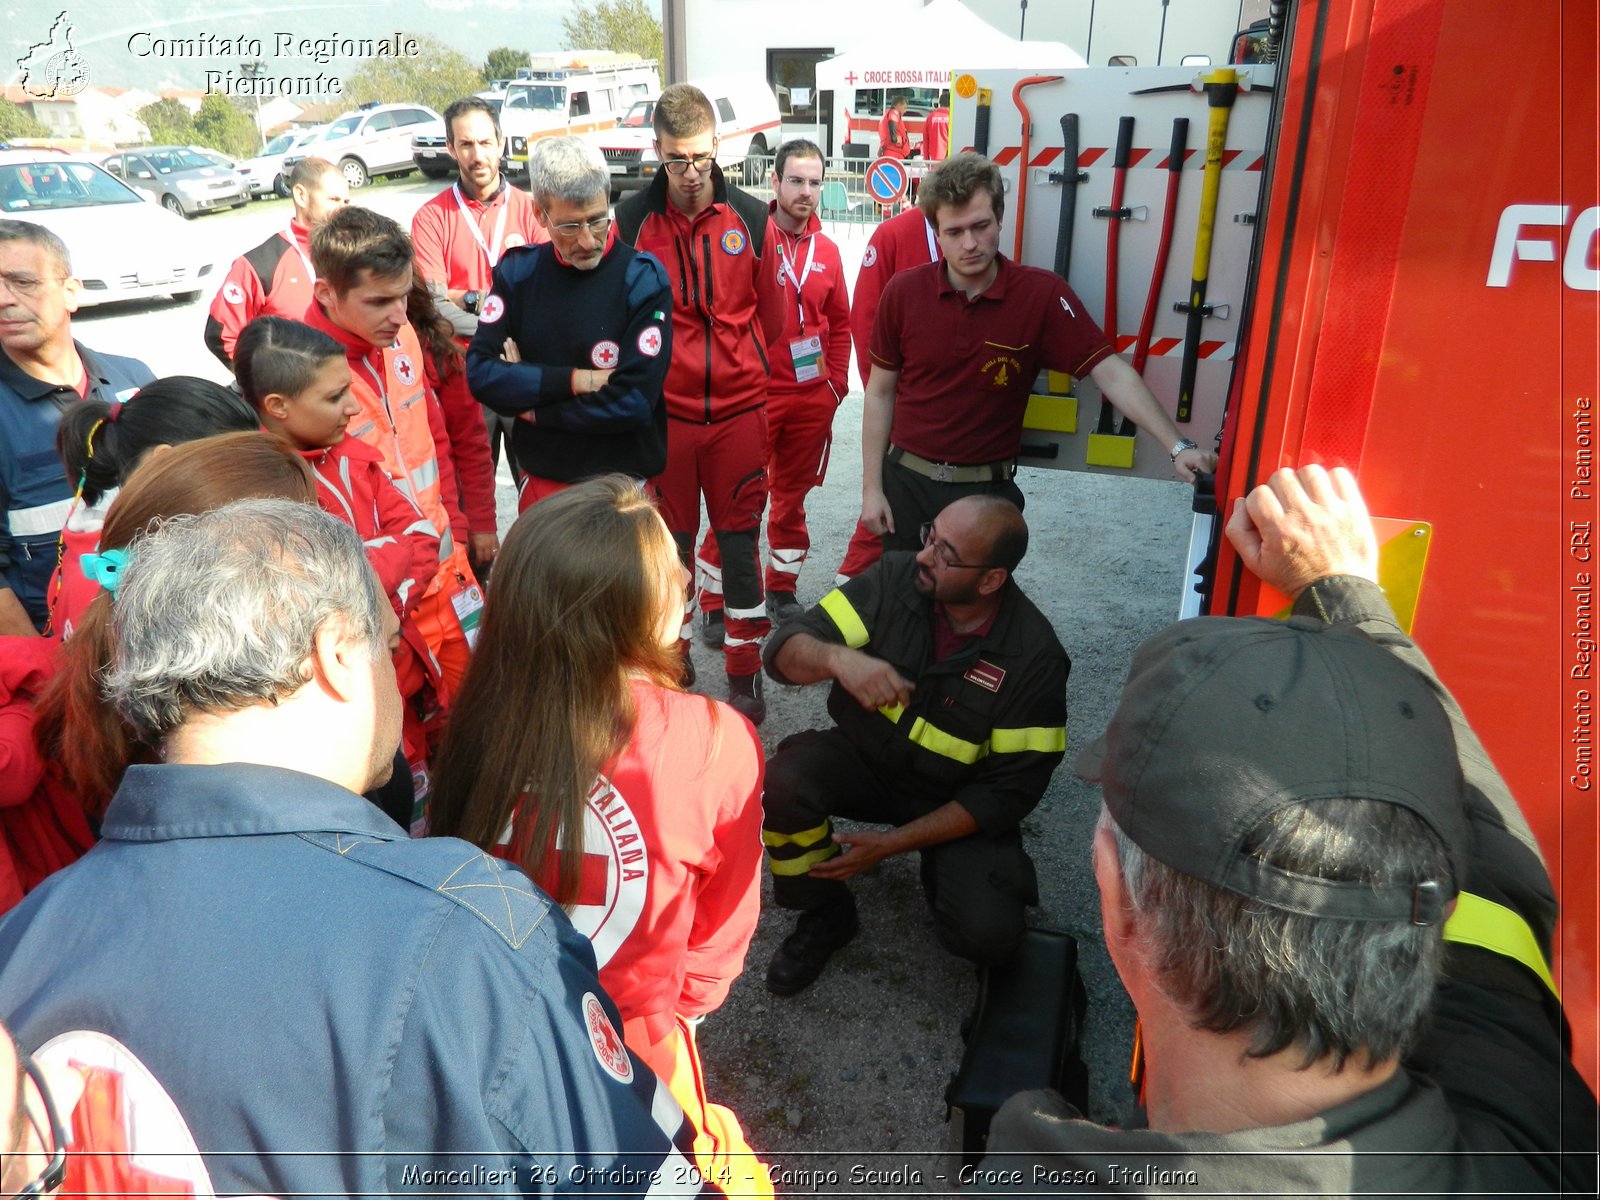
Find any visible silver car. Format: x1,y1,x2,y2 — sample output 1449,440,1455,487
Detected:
100,146,249,218
237,127,327,198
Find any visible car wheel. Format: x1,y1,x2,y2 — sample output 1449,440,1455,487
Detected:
340,157,370,189
743,135,769,185
161,194,191,219
273,174,290,199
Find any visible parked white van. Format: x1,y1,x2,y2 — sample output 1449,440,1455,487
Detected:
587,75,783,193
500,51,661,176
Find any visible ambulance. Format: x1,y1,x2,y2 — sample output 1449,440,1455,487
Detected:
499,51,661,176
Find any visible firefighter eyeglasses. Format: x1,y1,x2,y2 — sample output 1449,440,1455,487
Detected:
919,522,994,571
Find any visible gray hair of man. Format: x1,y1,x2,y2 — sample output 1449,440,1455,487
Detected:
0,217,72,274
103,498,385,743
1096,798,1449,1071
528,136,610,209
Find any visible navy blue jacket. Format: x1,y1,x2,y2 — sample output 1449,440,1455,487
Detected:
0,341,152,629
0,764,712,1197
467,239,672,484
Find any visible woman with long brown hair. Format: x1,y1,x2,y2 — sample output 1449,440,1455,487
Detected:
429,475,771,1196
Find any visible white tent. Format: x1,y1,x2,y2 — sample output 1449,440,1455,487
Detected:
813,0,1085,96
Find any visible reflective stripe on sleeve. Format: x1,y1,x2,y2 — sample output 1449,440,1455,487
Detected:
1444,891,1560,999
818,588,869,648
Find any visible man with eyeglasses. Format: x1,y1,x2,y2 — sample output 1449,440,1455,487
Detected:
695,138,852,628
0,220,152,636
615,83,785,726
758,494,1068,995
467,137,672,511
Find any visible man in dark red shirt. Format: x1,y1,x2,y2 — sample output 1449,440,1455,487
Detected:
616,84,785,724
861,153,1217,553
204,157,348,367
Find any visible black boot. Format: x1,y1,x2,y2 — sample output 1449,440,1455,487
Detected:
766,893,859,996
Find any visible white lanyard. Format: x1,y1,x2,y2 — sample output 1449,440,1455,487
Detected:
453,183,509,271
778,230,817,332
923,215,937,262
286,225,313,278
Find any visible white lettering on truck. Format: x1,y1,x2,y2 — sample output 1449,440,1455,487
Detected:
1487,204,1600,290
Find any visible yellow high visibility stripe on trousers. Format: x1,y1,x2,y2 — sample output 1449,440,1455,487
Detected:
762,819,831,849
767,844,842,876
818,589,870,648
1444,891,1559,1000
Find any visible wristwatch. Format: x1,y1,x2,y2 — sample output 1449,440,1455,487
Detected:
463,290,481,315
1169,438,1199,460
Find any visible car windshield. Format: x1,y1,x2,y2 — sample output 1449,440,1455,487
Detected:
0,161,143,212
294,128,325,147
504,84,564,112
620,100,655,128
261,133,295,156
326,117,361,138
145,149,218,173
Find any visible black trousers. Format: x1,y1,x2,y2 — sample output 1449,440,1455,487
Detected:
880,456,1026,554
763,728,1037,966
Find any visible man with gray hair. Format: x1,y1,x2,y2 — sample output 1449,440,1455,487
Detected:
0,218,152,635
0,499,716,1197
973,466,1596,1193
467,136,673,512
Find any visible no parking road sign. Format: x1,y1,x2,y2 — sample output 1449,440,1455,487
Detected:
867,157,909,205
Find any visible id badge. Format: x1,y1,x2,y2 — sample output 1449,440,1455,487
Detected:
789,335,823,384
451,581,486,649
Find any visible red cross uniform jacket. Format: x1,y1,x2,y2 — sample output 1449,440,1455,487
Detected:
203,224,316,367
615,165,785,423
765,205,852,401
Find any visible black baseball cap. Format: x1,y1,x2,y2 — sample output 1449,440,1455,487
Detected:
1079,615,1467,925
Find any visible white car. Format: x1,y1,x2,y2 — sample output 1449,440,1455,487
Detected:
237,127,326,198
0,152,215,306
282,103,444,189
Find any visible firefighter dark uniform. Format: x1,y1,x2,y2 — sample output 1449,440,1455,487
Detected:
760,552,1069,963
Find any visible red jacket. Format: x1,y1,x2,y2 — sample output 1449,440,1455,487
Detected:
0,637,93,913
496,681,764,1045
765,205,852,401
849,206,941,380
878,108,912,159
203,224,316,368
424,351,498,537
616,165,784,423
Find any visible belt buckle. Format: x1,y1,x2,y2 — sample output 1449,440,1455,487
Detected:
930,461,957,483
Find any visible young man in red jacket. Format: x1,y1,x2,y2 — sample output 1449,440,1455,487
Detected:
615,84,785,724
696,139,851,624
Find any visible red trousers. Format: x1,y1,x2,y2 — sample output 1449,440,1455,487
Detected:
700,382,839,598
652,410,769,677
516,473,573,511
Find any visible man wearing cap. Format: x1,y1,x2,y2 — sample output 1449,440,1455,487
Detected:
759,494,1068,995
974,465,1596,1194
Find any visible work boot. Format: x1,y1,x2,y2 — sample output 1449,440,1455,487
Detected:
726,671,766,725
679,650,696,690
766,894,859,996
766,590,803,624
699,608,725,648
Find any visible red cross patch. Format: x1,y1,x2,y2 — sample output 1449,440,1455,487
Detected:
393,354,417,387
638,327,662,357
583,992,633,1083
862,245,878,268
222,282,246,305
479,294,505,324
591,340,620,368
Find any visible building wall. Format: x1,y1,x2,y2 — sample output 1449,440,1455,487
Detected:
681,0,926,81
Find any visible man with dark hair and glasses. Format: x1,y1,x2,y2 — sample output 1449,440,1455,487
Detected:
614,83,785,724
0,219,152,636
467,136,672,511
758,493,1068,994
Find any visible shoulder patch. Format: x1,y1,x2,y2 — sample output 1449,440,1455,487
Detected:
479,293,506,324
721,228,746,256
863,244,878,268
222,281,246,305
591,340,620,368
583,992,634,1083
436,851,551,949
638,326,663,357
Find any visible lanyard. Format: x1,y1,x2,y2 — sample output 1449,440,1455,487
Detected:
924,215,937,262
777,230,817,333
453,183,509,272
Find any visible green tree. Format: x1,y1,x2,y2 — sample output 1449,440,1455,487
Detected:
137,98,194,145
483,46,527,82
347,34,485,116
192,95,260,158
562,0,664,64
0,99,49,140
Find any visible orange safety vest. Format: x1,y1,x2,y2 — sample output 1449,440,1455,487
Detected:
339,321,479,698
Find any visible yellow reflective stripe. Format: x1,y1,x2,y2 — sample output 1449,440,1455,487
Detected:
907,717,988,765
991,725,1067,754
762,820,832,850
767,844,841,876
878,702,905,724
818,589,869,649
1444,891,1559,1000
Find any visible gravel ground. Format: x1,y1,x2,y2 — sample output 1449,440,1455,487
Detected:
479,216,1202,1194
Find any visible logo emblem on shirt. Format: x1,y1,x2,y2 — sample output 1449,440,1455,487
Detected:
862,245,879,268
638,326,662,357
720,228,746,256
479,293,505,324
583,992,634,1084
591,340,620,368
222,281,246,305
964,660,1007,693
980,354,1024,390
1059,294,1077,318
393,354,417,387
503,234,525,250
777,266,788,287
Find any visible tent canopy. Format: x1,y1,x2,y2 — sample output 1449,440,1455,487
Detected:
814,0,1085,95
